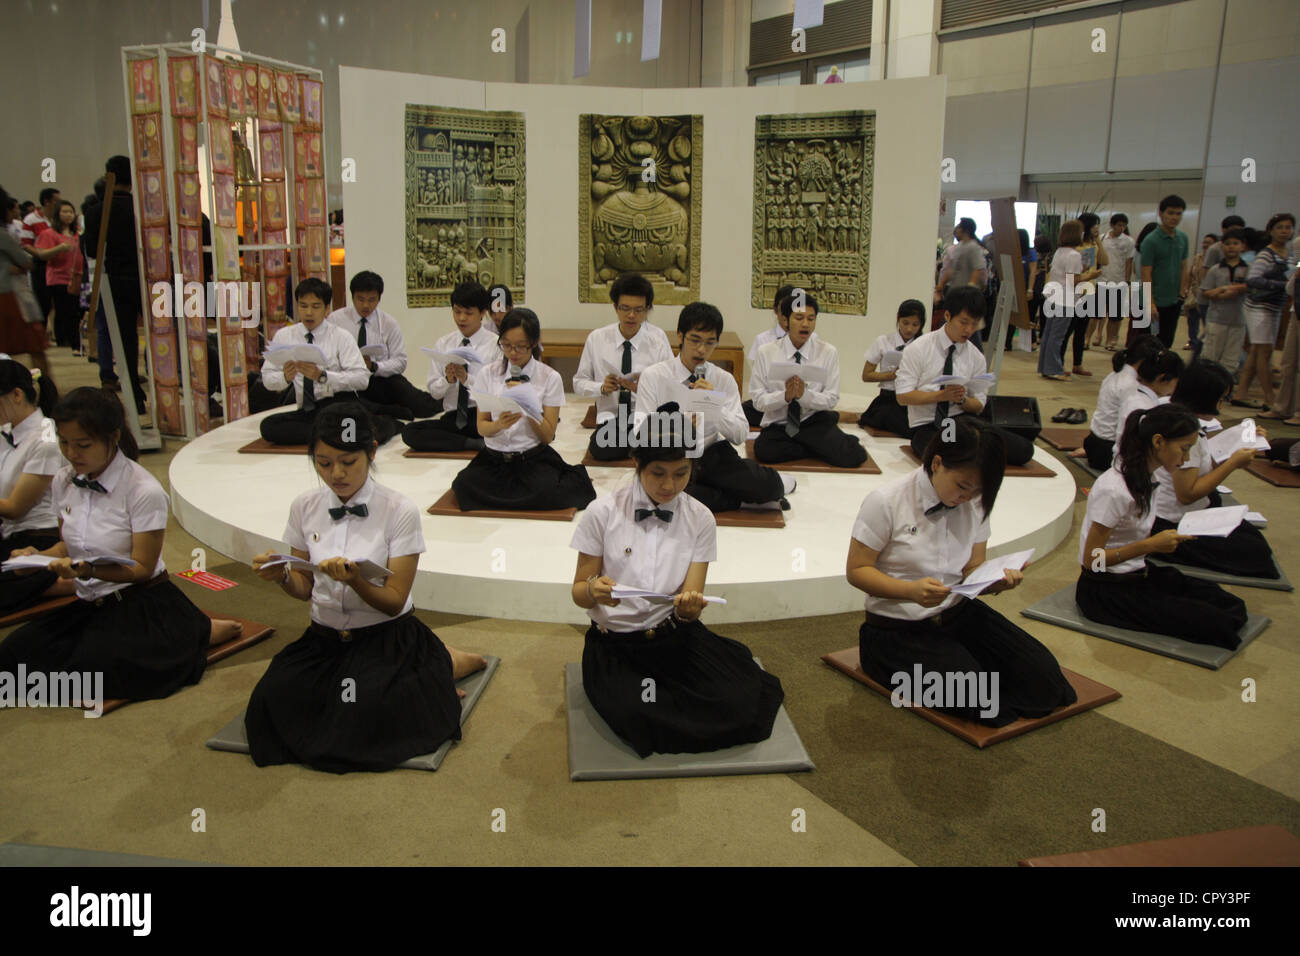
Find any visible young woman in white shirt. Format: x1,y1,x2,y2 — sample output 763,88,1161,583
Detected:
451,308,597,512
847,419,1075,725
858,299,925,437
248,404,487,772
0,388,243,701
1152,362,1278,579
1080,334,1162,470
1077,404,1248,648
570,411,783,757
0,360,74,614
1113,349,1184,440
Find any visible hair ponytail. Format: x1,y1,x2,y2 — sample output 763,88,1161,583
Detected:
1114,333,1162,373
1136,349,1184,386
51,386,139,462
0,359,57,416
1115,404,1198,515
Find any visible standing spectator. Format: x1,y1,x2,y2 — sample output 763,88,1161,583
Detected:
35,200,84,352
4,197,24,242
1039,219,1085,381
1067,212,1106,373
20,188,59,334
1139,195,1190,349
1233,213,1295,410
1198,227,1250,376
0,186,55,384
934,218,986,304
1127,222,1160,345
1005,228,1038,350
1096,213,1135,349
1182,233,1217,351
1030,233,1052,346
82,156,147,414
1262,255,1298,424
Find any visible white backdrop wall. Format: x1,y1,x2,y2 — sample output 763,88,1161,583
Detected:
340,66,945,396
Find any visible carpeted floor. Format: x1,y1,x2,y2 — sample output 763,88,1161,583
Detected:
1,340,1296,865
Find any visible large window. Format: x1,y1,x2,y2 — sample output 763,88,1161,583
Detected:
748,0,871,85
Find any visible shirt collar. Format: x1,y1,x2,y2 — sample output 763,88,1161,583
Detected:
633,481,678,516
940,325,964,349
781,335,813,359
328,474,375,511
677,355,706,381
1136,383,1156,399
83,446,130,494
913,467,944,514
10,410,44,441
617,324,646,349
508,356,538,378
299,321,328,341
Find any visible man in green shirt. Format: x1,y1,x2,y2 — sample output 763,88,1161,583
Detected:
1139,194,1190,348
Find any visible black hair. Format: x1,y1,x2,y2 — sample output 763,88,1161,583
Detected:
1264,212,1296,236
1203,233,1218,242
1157,194,1186,213
1172,361,1235,416
1136,349,1183,386
497,307,542,372
19,201,35,215
778,290,820,318
1112,332,1162,372
921,418,1004,518
1110,212,1128,227
1017,228,1030,255
896,299,926,328
450,281,490,311
308,401,378,462
105,155,131,184
487,283,513,312
39,187,60,206
0,359,59,417
349,270,384,296
1221,226,1246,245
92,177,106,201
1219,215,1245,231
1135,222,1159,249
631,404,695,470
772,284,795,312
51,386,139,462
294,276,332,306
678,301,724,338
1034,233,1052,257
956,217,977,239
52,200,78,234
1116,404,1199,515
1078,212,1101,239
609,273,654,308
944,284,985,321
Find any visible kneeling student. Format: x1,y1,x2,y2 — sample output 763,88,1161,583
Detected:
570,411,784,757
0,388,242,702
1076,404,1248,648
1081,334,1162,471
635,301,788,512
859,298,925,437
742,284,798,427
750,291,867,468
451,308,597,512
248,404,486,773
846,419,1076,726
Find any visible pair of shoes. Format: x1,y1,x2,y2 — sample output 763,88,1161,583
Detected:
1051,408,1076,423
1229,398,1262,409
1072,366,1093,376
1067,408,1087,425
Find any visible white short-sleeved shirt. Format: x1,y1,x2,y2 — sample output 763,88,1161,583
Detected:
52,450,169,601
748,325,816,363
1079,465,1155,574
476,356,564,453
863,330,912,392
1091,364,1138,441
259,320,370,405
1153,420,1214,521
570,482,716,632
0,411,64,536
749,334,841,427
635,356,748,451
1112,384,1163,461
327,305,409,378
1100,233,1135,284
894,326,992,430
284,476,425,630
572,322,673,421
850,467,990,621
425,324,500,407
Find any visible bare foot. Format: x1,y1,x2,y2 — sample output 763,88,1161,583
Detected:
1068,448,1087,458
456,688,467,699
210,619,243,646
447,646,488,681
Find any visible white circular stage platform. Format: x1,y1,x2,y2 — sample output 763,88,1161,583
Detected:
169,400,1078,624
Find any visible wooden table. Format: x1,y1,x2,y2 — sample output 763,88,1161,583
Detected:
539,329,746,391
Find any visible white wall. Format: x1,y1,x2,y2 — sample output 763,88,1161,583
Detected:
340,65,945,396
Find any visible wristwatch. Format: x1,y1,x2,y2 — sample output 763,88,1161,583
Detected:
318,371,328,385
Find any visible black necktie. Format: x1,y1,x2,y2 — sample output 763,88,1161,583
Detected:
785,350,804,437
1,430,14,447
686,372,699,386
933,344,956,426
303,330,317,411
357,318,367,348
73,476,108,493
635,507,673,523
328,503,369,520
619,340,633,409
925,501,955,517
455,337,472,429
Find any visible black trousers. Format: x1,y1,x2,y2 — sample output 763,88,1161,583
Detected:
401,408,480,451
1060,313,1090,368
686,441,784,513
1265,436,1298,466
1083,431,1114,471
753,409,867,468
0,527,61,615
259,395,398,446
1155,303,1181,348
859,389,910,437
362,373,439,419
909,416,1034,466
1075,565,1248,649
30,265,52,321
857,599,1077,727
742,399,763,429
1151,516,1278,579
102,271,146,406
51,287,81,350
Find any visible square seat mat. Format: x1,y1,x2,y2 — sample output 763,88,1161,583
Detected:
426,488,576,521
744,440,880,474
1019,825,1300,867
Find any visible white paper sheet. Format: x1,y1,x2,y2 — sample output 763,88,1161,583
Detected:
360,344,388,360
1177,505,1247,537
770,361,827,386
264,343,327,365
472,384,543,422
1245,511,1266,527
1,552,134,572
949,548,1034,597
260,553,392,579
931,372,997,389
1206,421,1270,462
609,585,727,605
875,350,903,373
420,346,485,367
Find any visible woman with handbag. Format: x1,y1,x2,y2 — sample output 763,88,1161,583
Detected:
35,200,84,353
0,186,56,385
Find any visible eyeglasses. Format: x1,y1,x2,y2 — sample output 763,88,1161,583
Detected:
499,341,534,355
616,305,649,316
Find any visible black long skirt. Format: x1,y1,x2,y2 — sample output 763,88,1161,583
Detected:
1083,431,1114,471
857,598,1076,727
1075,565,1248,649
244,612,463,774
0,576,210,700
582,617,784,758
1151,516,1278,579
452,444,596,512
858,390,910,437
0,528,61,616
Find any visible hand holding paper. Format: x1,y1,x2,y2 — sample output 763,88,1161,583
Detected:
360,344,388,360
771,361,827,386
931,373,996,389
949,548,1034,597
260,553,393,580
265,343,328,366
1176,505,1247,537
472,384,543,422
609,585,727,605
1206,421,1270,463
420,345,485,368
1,552,134,573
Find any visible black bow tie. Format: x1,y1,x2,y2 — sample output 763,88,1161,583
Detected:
1,431,14,447
73,476,108,493
328,503,369,520
635,507,673,523
507,374,529,383
924,501,955,516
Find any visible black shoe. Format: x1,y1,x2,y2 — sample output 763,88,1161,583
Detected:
1051,408,1075,423
1068,408,1088,425
779,497,791,511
